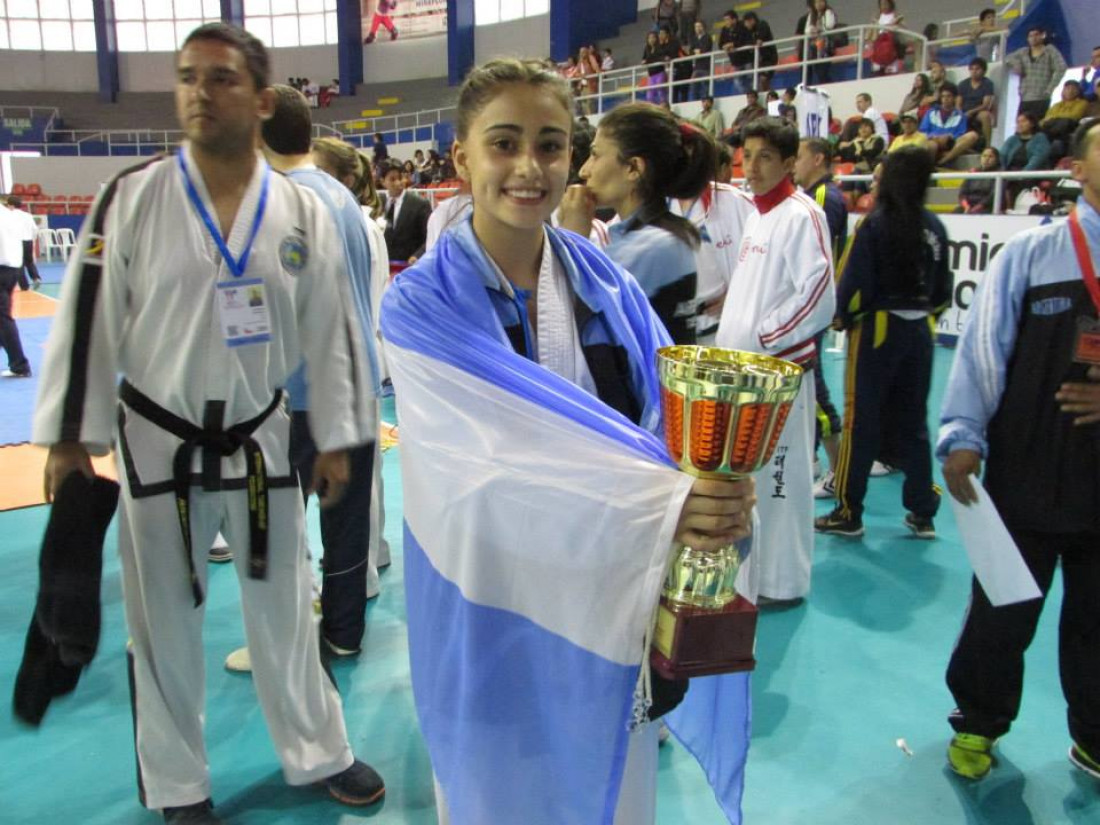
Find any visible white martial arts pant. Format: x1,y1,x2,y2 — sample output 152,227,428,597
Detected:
118,483,354,810
751,375,817,600
432,722,658,825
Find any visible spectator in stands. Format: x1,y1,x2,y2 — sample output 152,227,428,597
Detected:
1042,79,1088,161
837,118,886,174
402,159,419,186
870,0,904,76
741,12,778,92
439,145,457,181
728,89,767,145
969,8,1002,63
959,57,995,147
889,111,929,153
577,44,601,109
920,83,975,167
372,132,388,167
779,87,797,124
816,146,950,540
652,0,679,36
899,73,932,119
718,10,743,60
5,196,41,290
642,30,667,105
839,93,888,143
1000,111,1052,172
658,25,692,104
957,146,1001,214
805,0,839,85
1081,45,1100,104
601,48,615,71
689,18,715,101
1005,27,1068,121
920,61,947,109
0,203,30,377
694,95,726,139
381,157,430,264
679,0,701,40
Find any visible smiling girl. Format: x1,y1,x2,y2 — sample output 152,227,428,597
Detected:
380,59,754,825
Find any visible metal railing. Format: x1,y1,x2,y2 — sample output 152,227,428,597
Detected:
577,24,930,114
925,30,1009,66
331,105,456,139
0,105,61,122
943,0,1026,37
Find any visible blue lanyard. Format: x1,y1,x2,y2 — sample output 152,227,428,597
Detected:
178,152,270,279
510,286,536,361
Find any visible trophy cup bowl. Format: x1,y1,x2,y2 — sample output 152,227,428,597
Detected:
651,345,803,680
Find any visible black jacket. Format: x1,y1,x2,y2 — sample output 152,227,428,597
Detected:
383,190,431,261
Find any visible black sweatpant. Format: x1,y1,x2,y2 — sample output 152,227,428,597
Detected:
22,240,40,286
0,265,30,373
946,529,1100,755
834,312,940,521
289,411,374,651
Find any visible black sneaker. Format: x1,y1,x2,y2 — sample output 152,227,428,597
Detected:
163,799,223,824
904,513,936,539
814,507,864,537
323,759,385,806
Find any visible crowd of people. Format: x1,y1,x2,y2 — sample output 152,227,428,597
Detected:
4,13,1100,825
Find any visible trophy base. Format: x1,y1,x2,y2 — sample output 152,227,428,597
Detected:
650,594,757,680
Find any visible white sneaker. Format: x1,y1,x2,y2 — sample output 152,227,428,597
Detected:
813,470,836,499
224,647,252,673
870,461,897,477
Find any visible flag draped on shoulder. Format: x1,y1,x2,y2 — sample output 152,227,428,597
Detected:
380,217,751,824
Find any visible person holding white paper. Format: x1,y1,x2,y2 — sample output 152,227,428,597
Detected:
936,117,1100,784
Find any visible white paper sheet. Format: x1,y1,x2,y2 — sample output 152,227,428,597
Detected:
949,484,1042,607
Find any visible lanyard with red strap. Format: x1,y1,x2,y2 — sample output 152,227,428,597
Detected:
1069,208,1100,316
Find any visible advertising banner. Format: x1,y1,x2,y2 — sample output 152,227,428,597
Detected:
362,0,447,44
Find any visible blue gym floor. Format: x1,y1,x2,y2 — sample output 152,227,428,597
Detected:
2,335,1097,823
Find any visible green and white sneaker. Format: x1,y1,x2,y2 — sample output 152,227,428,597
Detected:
947,733,996,780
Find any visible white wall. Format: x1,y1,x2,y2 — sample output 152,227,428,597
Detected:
10,155,140,194
0,51,98,92
475,14,550,62
362,35,447,83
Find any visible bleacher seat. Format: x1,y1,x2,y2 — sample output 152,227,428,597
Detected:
11,183,26,196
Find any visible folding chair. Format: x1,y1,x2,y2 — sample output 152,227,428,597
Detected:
37,228,59,262
56,227,77,260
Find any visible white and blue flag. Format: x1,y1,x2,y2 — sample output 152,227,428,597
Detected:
381,219,751,824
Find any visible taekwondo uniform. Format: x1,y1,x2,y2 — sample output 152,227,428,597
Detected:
716,177,836,600
670,182,755,344
33,145,374,810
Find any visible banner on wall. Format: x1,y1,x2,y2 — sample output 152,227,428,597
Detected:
361,0,447,43
844,213,1059,343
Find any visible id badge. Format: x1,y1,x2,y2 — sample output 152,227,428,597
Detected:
216,278,272,347
1073,316,1100,365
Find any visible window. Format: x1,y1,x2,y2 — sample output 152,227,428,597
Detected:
475,0,548,27
0,0,97,52
0,0,220,52
243,0,338,48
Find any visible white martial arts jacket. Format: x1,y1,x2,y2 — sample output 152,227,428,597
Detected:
33,144,374,483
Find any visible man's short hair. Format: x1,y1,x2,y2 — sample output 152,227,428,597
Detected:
6,195,22,208
724,9,736,19
261,84,312,155
940,81,958,97
802,137,831,164
703,95,714,104
857,92,871,104
1071,118,1100,160
1027,27,1045,37
979,8,995,22
379,158,405,177
742,116,800,160
743,12,758,23
969,57,988,72
180,22,270,91
1064,79,1081,90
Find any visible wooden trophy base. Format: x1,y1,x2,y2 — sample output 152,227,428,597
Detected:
650,594,757,680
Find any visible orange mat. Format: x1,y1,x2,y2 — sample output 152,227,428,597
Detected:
0,444,118,511
12,289,58,319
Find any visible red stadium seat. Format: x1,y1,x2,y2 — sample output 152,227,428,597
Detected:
11,183,26,196
26,183,42,196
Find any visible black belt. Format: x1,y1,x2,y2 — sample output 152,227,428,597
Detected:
119,380,282,607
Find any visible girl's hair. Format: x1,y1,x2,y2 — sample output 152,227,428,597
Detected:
456,57,574,141
311,135,383,216
596,103,715,248
913,72,931,94
873,147,934,295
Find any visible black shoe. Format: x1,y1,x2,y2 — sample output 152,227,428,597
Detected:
390,28,398,41
363,34,375,44
323,759,385,806
163,799,223,824
814,507,864,537
904,512,936,539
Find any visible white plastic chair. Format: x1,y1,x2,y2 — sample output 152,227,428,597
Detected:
56,228,77,260
37,228,59,263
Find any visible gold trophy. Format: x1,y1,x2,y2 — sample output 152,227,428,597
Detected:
651,345,803,680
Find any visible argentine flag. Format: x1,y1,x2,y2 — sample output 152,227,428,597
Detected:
381,219,751,824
